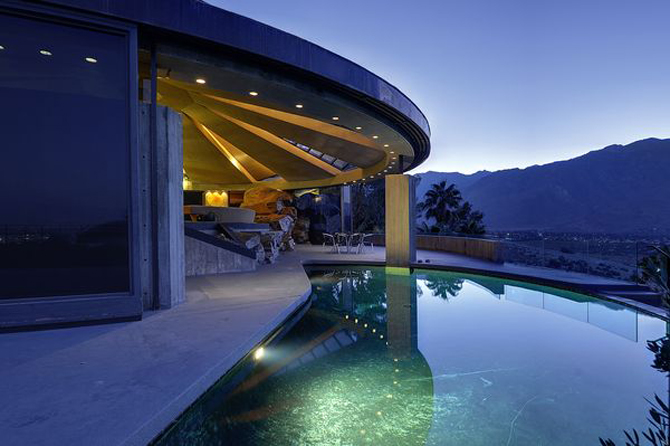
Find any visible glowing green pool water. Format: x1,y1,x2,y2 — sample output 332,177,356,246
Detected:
156,266,668,446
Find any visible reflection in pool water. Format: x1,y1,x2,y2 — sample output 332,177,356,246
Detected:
156,267,668,446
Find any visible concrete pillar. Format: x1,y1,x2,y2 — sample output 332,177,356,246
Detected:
385,174,417,267
155,106,185,308
340,185,352,233
139,104,185,310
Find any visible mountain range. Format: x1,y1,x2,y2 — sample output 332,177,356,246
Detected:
414,138,670,234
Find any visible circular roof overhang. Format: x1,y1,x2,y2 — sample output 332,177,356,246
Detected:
38,0,431,189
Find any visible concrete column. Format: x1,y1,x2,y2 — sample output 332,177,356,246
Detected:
340,185,352,233
155,106,185,308
139,104,185,310
385,174,417,266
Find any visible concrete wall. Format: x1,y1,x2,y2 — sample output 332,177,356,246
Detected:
184,236,256,276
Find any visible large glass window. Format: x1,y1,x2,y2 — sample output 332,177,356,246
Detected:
0,12,131,299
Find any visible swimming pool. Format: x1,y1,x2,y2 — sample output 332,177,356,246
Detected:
155,266,668,445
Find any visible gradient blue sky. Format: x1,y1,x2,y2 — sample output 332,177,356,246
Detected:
212,0,670,173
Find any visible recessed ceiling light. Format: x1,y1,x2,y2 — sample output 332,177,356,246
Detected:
392,157,397,160
332,116,339,121
369,176,374,179
383,144,389,148
390,151,395,154
39,49,52,56
372,135,379,139
0,45,5,50
295,104,304,109
84,57,97,63
196,78,206,84
355,126,362,130
249,91,259,96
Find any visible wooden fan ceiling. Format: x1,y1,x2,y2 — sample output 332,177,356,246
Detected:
157,75,412,190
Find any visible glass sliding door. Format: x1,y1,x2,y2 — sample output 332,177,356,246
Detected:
0,6,140,325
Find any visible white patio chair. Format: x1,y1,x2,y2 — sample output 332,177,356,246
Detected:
335,232,350,253
323,233,338,252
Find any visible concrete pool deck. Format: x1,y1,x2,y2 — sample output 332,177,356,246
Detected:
0,261,311,446
0,244,665,446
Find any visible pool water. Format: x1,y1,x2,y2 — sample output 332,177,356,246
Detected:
156,266,668,446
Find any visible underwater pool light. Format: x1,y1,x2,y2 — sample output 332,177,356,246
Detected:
253,347,265,361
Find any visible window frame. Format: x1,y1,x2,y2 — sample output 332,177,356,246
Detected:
0,2,142,329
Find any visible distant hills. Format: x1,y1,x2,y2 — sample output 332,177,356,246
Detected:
415,138,670,234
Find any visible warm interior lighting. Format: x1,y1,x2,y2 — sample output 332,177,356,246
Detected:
39,49,52,56
253,347,265,361
295,104,304,109
85,57,97,63
372,135,379,139
248,91,259,96
195,78,206,84
205,190,228,207
390,151,395,154
384,144,389,148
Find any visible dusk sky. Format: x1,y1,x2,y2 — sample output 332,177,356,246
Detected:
213,0,670,174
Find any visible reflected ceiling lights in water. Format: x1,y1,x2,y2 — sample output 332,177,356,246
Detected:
39,49,52,56
154,266,668,446
84,57,97,63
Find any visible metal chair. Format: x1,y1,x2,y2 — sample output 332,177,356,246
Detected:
323,233,338,252
358,233,374,254
352,233,375,254
348,233,363,254
335,232,350,253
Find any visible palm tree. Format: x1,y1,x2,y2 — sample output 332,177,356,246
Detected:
423,276,464,301
454,202,486,235
418,181,462,230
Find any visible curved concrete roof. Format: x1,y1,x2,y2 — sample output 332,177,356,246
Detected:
35,0,431,175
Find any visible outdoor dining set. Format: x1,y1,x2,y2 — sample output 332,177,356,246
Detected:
323,232,375,254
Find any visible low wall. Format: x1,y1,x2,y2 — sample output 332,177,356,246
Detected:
370,234,503,263
185,236,256,276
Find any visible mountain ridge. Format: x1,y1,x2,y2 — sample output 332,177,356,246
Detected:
415,138,670,234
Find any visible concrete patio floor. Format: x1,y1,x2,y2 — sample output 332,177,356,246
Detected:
0,261,311,446
0,243,665,446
